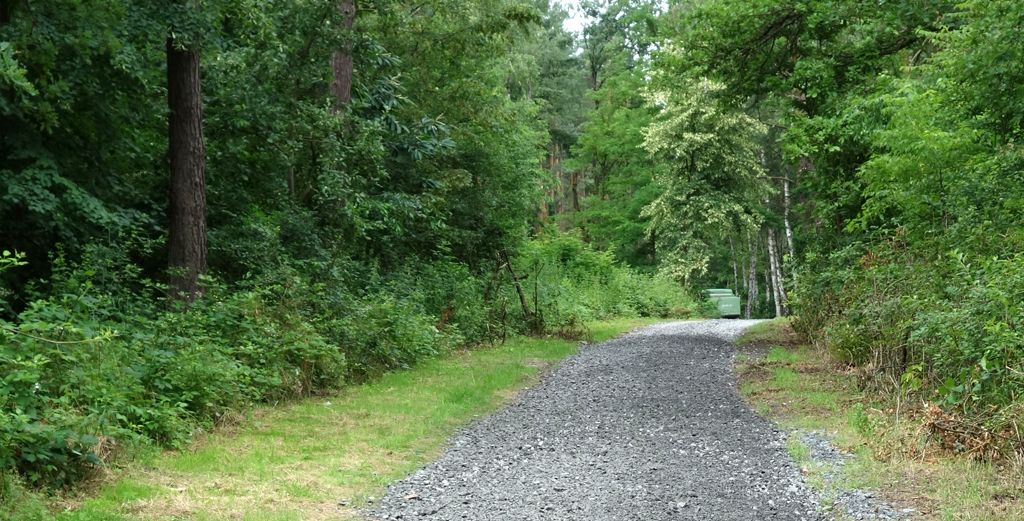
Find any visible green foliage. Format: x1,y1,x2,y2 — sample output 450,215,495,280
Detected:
658,0,1024,441
570,0,663,267
328,293,445,378
514,233,695,331
914,254,1024,414
9,0,1023,503
0,0,612,494
642,78,771,282
0,255,347,489
574,66,662,266
0,230,680,493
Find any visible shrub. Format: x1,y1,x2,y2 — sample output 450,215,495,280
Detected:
0,233,698,492
0,259,348,489
513,233,695,330
326,294,446,379
794,239,1024,448
912,254,1024,415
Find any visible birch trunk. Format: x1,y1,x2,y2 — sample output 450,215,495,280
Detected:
729,237,740,292
783,172,795,256
767,228,788,317
745,234,758,319
763,233,771,308
739,235,747,292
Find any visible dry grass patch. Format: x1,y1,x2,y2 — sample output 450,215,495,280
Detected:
737,318,1024,521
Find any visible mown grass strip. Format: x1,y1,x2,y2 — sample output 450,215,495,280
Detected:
736,319,1024,521
29,318,660,521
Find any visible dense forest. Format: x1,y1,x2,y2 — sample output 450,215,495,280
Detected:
2,0,1023,504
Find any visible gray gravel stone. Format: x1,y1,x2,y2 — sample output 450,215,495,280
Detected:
833,489,909,520
366,320,823,520
799,432,915,520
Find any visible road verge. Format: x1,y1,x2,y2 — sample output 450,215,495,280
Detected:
13,318,662,521
735,319,1023,520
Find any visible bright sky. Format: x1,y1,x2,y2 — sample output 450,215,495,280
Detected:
560,0,589,35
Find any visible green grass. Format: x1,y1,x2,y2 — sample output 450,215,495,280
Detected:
20,317,662,521
736,319,1024,521
736,317,794,345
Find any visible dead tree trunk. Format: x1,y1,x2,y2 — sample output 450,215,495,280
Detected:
330,0,356,110
167,37,207,301
501,249,538,333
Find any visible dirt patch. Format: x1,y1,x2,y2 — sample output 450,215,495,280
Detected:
736,341,773,360
522,357,552,369
738,362,771,382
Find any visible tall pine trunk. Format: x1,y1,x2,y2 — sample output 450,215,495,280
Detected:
330,0,356,110
167,38,207,300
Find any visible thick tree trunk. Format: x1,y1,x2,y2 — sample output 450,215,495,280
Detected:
745,234,758,319
330,0,356,110
167,38,207,301
570,170,580,212
537,197,549,223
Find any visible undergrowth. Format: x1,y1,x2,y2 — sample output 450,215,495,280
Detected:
0,234,694,503
737,319,1024,520
12,318,659,520
793,244,1024,460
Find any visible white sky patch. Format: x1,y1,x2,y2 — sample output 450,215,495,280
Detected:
560,0,589,35
560,1,669,35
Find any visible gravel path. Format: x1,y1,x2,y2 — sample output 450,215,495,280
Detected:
368,320,822,520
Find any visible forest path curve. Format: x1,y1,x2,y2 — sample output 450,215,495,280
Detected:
368,320,821,520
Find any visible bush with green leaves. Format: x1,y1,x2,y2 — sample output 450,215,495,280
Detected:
913,254,1024,418
794,244,1024,437
0,254,347,489
512,233,696,331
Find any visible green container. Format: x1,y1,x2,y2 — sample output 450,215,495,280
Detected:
702,289,734,297
702,288,741,318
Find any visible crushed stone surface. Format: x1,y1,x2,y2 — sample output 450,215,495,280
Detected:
367,320,822,520
799,432,917,520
